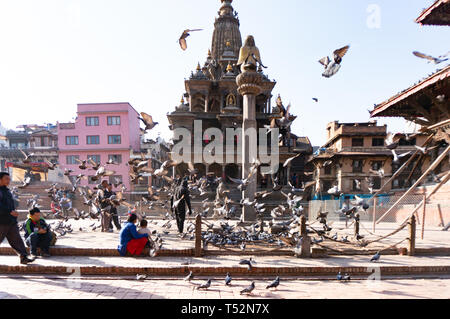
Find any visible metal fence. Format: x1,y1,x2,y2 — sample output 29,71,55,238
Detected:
308,192,449,227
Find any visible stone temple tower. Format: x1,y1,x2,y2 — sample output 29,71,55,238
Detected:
167,0,312,213
211,0,242,74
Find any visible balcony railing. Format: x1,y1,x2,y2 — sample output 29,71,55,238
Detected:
59,123,75,130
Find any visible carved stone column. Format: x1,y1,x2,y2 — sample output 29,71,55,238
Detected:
236,69,263,222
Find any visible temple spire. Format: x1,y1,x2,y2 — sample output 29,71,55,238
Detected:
211,0,242,66
219,0,235,17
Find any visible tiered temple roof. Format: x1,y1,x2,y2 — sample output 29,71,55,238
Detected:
416,0,450,26
370,65,450,121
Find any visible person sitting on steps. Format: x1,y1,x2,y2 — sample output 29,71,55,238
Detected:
24,207,52,258
118,213,149,257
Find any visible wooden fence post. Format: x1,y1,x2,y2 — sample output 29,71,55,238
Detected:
300,215,311,258
421,194,427,240
372,196,377,233
354,213,360,238
437,204,445,228
408,215,416,256
195,214,202,257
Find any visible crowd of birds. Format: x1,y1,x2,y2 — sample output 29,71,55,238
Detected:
134,249,384,294
7,22,448,256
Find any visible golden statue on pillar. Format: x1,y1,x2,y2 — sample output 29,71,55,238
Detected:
237,35,266,73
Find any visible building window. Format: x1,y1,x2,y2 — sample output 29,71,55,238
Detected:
353,179,362,191
372,161,383,171
373,177,382,190
352,160,363,173
86,117,99,126
393,179,400,189
109,175,123,185
324,165,332,175
65,136,79,145
108,135,121,144
322,180,333,193
372,138,384,147
66,155,80,165
86,136,100,145
68,176,78,185
107,116,121,126
352,138,364,147
87,155,101,164
108,154,122,164
399,138,416,146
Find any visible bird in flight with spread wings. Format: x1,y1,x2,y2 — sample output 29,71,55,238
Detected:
178,29,203,51
319,45,350,78
413,51,449,65
138,112,159,132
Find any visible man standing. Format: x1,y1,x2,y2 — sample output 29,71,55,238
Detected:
24,207,52,258
173,179,192,235
59,193,73,218
98,181,113,232
0,172,34,264
105,183,121,231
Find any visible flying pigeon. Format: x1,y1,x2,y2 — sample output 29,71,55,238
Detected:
184,271,194,282
319,45,350,78
239,258,255,271
179,29,203,51
138,112,159,132
413,51,449,65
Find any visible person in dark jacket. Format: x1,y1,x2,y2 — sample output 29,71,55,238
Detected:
24,207,52,258
0,172,34,264
98,181,113,232
105,183,121,231
117,213,149,257
172,179,193,235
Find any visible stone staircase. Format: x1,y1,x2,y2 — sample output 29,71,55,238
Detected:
11,181,85,220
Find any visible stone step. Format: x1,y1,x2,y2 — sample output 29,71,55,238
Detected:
0,255,449,277
0,246,448,258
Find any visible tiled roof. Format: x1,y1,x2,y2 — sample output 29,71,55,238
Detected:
416,0,450,26
370,65,450,118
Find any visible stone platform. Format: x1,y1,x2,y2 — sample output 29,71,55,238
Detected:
0,254,449,277
2,219,448,257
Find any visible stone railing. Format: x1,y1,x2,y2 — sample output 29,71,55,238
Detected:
59,123,75,130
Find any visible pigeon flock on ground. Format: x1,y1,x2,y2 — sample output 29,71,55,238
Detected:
5,25,447,296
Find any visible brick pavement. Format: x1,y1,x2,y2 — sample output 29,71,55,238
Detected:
0,254,449,277
0,276,448,299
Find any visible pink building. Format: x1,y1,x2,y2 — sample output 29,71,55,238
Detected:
58,103,141,190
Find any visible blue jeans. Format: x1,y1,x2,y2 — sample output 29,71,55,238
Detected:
26,232,52,255
61,202,72,210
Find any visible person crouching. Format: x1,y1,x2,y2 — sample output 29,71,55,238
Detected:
117,213,149,257
24,208,52,258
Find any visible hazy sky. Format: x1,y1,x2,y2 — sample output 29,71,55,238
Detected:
0,0,448,146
